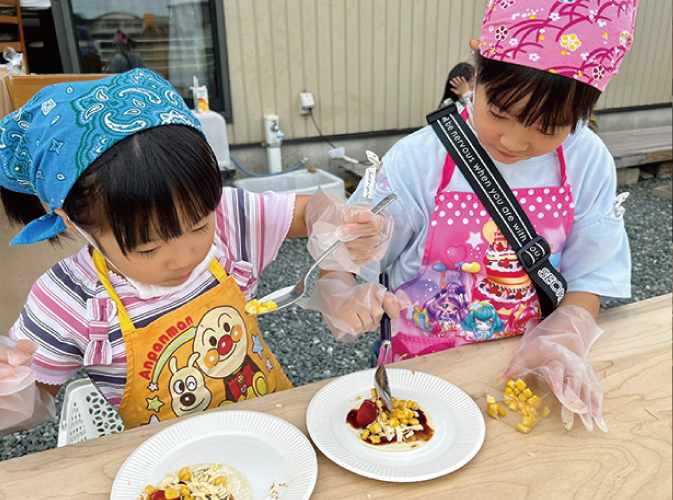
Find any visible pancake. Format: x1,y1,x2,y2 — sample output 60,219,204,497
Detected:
138,463,252,500
345,396,435,451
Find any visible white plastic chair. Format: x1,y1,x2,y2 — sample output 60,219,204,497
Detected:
57,378,124,447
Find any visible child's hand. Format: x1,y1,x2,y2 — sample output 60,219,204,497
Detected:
339,207,392,265
302,271,410,343
0,337,37,370
0,336,56,437
504,307,607,433
305,190,393,273
450,76,471,98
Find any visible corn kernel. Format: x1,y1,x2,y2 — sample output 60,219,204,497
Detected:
371,388,378,399
180,486,191,497
486,395,496,404
488,403,499,412
396,409,406,420
380,412,388,422
252,299,260,306
487,408,499,419
389,417,400,427
410,418,419,425
522,416,532,427
530,406,538,416
370,422,382,434
185,497,194,500
405,409,415,419
507,400,519,411
376,399,383,409
370,435,381,444
398,400,407,410
362,429,370,440
542,407,551,418
497,404,506,417
268,302,278,310
406,400,414,409
528,395,540,405
164,489,180,500
516,378,527,391
401,418,409,425
507,380,516,389
530,414,537,425
518,394,527,402
516,423,531,434
520,406,529,417
514,387,521,396
523,388,533,398
411,402,419,411
214,476,229,486
392,399,400,409
144,486,157,495
504,387,513,396
178,469,192,482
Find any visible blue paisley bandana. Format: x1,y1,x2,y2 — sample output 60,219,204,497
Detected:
0,69,203,246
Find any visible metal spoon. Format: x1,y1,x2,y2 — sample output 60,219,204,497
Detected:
374,273,393,412
253,193,397,316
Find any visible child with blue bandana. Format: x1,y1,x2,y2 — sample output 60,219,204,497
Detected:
0,69,392,432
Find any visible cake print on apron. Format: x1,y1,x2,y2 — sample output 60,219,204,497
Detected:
392,110,576,360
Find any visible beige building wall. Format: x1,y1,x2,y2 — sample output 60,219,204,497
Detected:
223,0,672,145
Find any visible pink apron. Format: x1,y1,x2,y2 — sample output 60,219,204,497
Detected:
392,113,575,360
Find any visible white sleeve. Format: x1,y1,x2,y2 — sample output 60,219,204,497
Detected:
560,130,632,298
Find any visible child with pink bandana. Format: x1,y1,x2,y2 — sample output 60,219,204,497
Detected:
307,0,639,433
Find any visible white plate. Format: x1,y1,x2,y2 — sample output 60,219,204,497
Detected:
111,411,318,500
306,368,485,482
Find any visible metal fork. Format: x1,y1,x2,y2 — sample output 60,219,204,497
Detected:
374,273,393,412
254,193,397,316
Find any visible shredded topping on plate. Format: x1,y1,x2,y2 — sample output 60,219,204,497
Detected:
137,463,251,500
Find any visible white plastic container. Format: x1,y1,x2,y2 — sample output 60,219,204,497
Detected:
234,169,346,199
57,378,124,447
192,110,231,172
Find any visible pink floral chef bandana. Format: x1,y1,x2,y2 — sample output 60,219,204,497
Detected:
480,0,639,91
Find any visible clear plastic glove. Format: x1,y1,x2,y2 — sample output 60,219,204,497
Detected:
301,271,411,343
2,47,25,75
305,188,393,274
504,306,607,433
0,336,56,437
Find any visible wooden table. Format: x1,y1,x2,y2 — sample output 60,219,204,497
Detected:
1,296,670,499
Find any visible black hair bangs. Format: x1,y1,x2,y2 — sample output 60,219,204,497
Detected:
64,125,221,254
475,52,601,134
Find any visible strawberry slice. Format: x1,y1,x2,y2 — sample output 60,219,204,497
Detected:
356,399,379,427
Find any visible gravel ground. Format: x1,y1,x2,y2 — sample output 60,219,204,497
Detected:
1,177,670,461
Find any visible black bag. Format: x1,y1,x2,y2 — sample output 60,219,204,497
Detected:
426,103,567,318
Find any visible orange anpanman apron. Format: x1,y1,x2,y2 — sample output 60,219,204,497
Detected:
91,250,292,429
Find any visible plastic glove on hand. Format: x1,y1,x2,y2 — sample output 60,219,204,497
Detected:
0,336,56,437
302,271,410,343
504,306,607,433
305,189,393,273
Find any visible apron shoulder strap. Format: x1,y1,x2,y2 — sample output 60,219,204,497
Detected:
208,258,229,283
91,249,136,333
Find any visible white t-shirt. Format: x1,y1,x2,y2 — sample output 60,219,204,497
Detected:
350,123,631,299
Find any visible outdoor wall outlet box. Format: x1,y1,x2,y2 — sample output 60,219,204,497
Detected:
299,92,315,115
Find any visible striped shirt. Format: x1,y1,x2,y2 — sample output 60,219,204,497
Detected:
9,188,296,409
